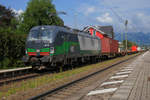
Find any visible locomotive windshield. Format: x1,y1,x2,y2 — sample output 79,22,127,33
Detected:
27,27,56,43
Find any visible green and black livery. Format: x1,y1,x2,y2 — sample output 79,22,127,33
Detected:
22,25,101,70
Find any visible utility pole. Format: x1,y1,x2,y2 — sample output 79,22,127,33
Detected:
121,28,124,49
74,13,77,29
121,30,123,43
125,20,128,52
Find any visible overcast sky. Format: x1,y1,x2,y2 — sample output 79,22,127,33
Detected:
1,0,150,33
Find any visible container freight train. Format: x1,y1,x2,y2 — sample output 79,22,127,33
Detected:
23,25,102,70
22,25,132,70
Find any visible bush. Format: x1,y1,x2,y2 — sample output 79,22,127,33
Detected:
0,32,27,69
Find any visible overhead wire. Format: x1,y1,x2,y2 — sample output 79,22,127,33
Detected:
59,8,96,29
102,0,143,45
60,1,147,45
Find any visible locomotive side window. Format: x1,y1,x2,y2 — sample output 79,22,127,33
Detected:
56,31,63,45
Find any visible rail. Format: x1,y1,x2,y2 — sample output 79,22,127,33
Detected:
28,54,140,100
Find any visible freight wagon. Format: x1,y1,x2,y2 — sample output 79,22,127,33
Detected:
131,45,137,52
101,36,119,57
127,45,138,54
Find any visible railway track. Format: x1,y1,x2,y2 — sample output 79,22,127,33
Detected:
28,54,140,100
0,56,132,87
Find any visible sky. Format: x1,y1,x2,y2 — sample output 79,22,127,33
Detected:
1,0,150,33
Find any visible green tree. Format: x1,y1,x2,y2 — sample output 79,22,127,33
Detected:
19,0,64,34
0,4,26,69
0,4,14,27
0,4,18,32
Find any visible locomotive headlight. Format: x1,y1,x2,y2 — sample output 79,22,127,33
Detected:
50,47,54,54
25,50,27,54
36,49,40,52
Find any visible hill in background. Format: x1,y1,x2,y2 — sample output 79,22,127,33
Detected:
115,32,150,46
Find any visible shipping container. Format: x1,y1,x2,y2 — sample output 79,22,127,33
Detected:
101,36,118,54
131,45,137,52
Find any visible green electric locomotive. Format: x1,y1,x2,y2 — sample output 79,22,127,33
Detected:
22,25,101,70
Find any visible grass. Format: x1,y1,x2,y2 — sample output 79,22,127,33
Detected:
0,54,139,99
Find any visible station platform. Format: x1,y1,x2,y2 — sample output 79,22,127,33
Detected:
110,51,150,100
0,66,31,73
79,51,150,100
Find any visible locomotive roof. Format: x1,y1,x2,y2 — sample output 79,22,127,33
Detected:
31,25,71,32
31,25,99,39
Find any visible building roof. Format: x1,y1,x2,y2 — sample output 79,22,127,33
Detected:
97,26,114,35
83,26,106,34
83,25,114,38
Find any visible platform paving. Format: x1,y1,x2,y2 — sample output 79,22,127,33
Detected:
110,51,150,100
